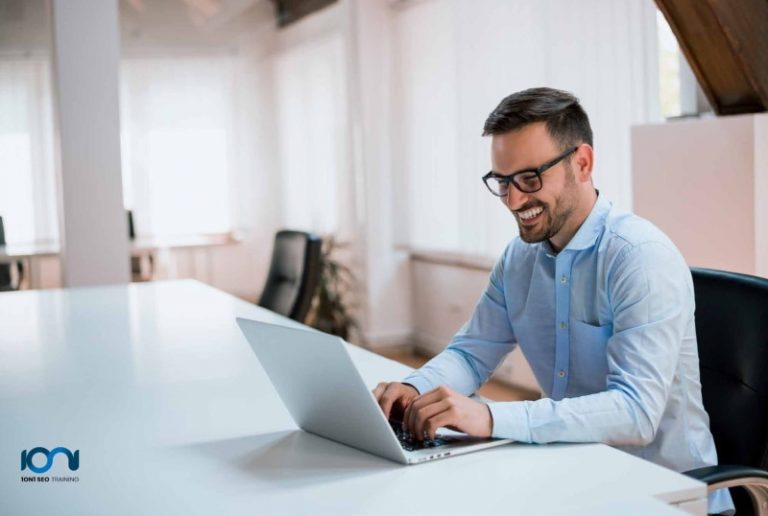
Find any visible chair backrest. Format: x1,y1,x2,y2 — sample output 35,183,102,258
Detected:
0,216,12,288
127,210,136,240
691,267,768,469
258,230,322,323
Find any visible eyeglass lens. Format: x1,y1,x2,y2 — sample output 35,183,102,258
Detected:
488,172,541,195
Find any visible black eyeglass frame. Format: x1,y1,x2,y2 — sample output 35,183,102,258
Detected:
482,146,579,196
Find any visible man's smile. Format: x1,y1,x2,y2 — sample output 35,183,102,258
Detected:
517,206,544,225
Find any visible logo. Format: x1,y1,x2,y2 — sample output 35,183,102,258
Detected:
21,447,79,474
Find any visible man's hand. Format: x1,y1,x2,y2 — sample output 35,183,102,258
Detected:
373,382,419,421
403,386,493,440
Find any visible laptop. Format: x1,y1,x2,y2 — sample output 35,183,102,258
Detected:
236,317,514,464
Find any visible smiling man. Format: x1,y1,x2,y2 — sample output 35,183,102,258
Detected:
373,88,732,515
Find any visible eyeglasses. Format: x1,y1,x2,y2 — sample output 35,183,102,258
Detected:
482,146,578,196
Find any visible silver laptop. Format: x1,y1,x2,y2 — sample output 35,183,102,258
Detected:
236,317,514,464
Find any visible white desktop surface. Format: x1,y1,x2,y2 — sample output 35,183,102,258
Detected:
0,280,706,515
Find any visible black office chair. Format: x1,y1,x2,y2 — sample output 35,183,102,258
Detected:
685,268,768,515
127,210,153,282
0,216,24,292
257,230,322,323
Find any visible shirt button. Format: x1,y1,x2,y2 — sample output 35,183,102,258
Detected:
558,370,566,378
560,321,567,330
560,275,568,284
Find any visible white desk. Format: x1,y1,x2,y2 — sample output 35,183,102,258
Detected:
0,281,706,515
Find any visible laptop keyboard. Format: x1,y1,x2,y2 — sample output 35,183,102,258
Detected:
389,421,461,451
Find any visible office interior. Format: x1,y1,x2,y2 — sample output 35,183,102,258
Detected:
1,0,767,513
2,0,766,388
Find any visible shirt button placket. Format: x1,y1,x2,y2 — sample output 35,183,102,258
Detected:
553,256,572,400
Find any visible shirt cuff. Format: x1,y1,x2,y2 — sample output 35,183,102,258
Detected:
488,401,532,442
400,374,434,396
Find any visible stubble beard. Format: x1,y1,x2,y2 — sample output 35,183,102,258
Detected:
516,171,578,244
517,205,573,244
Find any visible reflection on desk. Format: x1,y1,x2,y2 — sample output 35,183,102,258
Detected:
0,280,707,515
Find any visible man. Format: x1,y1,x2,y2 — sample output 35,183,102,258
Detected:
373,88,732,514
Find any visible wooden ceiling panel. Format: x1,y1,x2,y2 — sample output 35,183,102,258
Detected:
655,0,768,115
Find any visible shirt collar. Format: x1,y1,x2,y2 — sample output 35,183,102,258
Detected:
560,191,611,252
541,191,611,256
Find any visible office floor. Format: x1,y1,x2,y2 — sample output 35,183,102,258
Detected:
375,348,539,402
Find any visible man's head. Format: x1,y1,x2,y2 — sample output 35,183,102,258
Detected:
483,87,596,251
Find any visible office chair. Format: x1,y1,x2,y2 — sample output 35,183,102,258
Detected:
685,268,768,516
0,216,24,292
127,210,153,282
258,230,322,323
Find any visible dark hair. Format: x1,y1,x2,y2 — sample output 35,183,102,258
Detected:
482,87,593,149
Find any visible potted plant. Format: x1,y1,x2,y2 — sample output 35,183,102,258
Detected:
306,236,361,342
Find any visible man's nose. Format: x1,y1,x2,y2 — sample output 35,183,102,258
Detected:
504,186,529,211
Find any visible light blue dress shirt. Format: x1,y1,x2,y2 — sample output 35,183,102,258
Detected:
403,194,732,514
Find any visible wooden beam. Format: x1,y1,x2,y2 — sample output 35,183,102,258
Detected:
655,0,768,115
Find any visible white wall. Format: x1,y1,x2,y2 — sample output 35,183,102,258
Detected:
632,114,768,276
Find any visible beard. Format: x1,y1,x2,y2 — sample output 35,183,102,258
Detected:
514,170,578,244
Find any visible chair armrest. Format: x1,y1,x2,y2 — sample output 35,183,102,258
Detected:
685,465,768,515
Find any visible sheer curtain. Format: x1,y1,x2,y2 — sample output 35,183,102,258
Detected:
120,56,239,238
0,58,58,245
393,0,661,257
273,31,350,237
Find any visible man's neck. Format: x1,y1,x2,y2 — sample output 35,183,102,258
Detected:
547,189,599,253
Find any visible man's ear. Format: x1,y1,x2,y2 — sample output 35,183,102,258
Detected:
573,143,594,182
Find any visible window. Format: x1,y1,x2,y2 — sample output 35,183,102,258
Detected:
118,0,269,239
393,0,661,257
273,32,349,236
656,8,710,118
120,57,235,237
656,9,682,118
0,0,58,246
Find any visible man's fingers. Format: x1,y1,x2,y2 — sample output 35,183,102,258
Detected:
379,383,412,421
423,410,456,440
411,399,454,439
372,382,387,401
404,386,451,434
379,386,397,420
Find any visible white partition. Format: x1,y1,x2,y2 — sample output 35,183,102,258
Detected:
632,114,768,277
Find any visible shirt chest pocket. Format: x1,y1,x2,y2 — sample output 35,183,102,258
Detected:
569,320,613,392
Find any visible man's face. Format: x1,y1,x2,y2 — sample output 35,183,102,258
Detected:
490,122,582,246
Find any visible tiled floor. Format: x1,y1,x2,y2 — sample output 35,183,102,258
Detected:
375,348,539,402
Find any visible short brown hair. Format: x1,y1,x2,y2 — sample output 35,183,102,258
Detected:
482,87,593,149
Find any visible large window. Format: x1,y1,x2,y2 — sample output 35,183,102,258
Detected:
393,0,661,257
118,0,267,239
273,32,349,236
0,0,58,246
120,57,235,237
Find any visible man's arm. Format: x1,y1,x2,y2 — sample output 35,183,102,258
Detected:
402,248,518,396
373,245,515,428
489,242,690,445
390,249,517,438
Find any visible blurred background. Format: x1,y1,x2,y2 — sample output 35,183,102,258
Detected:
1,0,765,395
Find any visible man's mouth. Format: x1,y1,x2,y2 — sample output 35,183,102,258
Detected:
517,206,544,225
